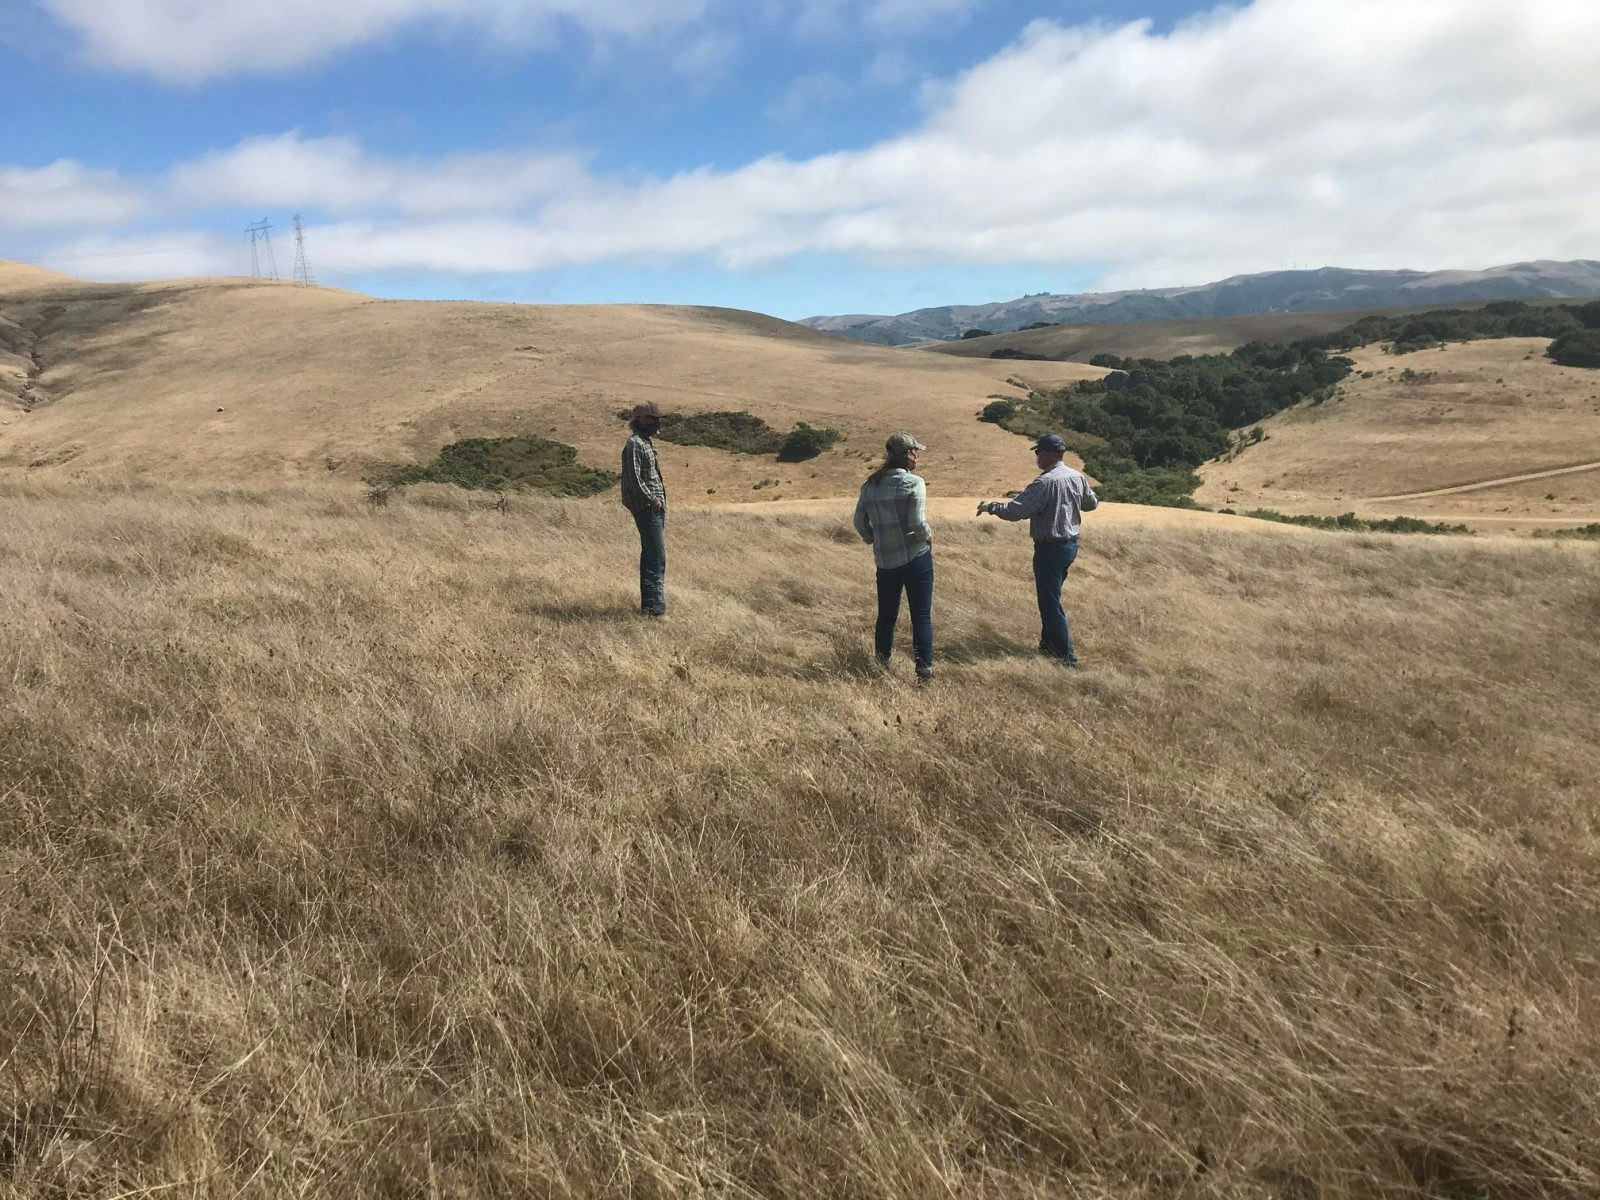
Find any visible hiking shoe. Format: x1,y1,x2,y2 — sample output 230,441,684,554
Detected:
915,665,934,682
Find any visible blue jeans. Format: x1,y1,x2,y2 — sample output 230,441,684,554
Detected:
1033,538,1079,664
875,550,934,671
631,507,666,614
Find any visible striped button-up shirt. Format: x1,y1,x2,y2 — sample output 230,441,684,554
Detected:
620,433,667,512
986,463,1099,540
853,468,932,569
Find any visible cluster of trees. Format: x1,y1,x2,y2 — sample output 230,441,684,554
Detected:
1240,509,1471,535
981,342,1353,505
1302,300,1600,355
980,299,1600,507
1549,328,1600,368
656,410,840,462
1533,522,1600,541
378,435,619,496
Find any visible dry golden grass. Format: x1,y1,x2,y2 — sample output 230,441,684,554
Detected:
0,268,1097,499
3,479,1598,1198
1197,339,1600,526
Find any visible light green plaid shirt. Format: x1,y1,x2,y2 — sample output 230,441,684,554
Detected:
853,469,932,569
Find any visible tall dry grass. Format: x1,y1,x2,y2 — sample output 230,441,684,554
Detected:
2,480,1598,1198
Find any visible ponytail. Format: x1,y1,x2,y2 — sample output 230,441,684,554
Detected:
867,450,914,485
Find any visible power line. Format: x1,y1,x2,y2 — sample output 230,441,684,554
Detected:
245,218,278,280
291,213,316,286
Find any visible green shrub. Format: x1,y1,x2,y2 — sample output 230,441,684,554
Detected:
1548,329,1600,368
979,399,1019,424
777,422,840,462
376,435,617,497
1244,509,1470,535
657,411,784,455
1532,523,1600,541
989,348,1059,361
961,328,993,339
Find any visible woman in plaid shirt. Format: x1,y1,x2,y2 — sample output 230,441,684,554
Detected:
853,432,934,680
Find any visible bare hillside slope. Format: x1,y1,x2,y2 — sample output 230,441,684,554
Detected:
1197,339,1600,521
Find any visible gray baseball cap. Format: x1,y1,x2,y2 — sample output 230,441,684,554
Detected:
885,432,926,454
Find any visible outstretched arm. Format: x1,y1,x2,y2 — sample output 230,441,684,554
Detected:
981,477,1049,521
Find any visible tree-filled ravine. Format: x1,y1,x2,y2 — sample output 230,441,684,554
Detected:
980,300,1600,507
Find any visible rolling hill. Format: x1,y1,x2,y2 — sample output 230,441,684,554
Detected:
6,263,1598,533
0,265,1098,501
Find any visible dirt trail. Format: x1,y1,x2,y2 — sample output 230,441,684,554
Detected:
1367,461,1600,502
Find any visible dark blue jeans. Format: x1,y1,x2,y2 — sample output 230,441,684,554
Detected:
875,550,934,671
1033,538,1079,665
631,507,666,614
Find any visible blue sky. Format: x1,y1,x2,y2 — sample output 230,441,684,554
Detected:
4,1,1598,319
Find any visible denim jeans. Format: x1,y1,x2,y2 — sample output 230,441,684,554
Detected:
631,506,666,614
1032,537,1079,665
875,550,934,671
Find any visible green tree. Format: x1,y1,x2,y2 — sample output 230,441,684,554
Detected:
777,422,840,462
1549,329,1600,368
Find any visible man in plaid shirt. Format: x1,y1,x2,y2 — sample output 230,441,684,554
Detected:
621,402,668,616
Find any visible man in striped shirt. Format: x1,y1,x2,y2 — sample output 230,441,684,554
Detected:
977,433,1099,667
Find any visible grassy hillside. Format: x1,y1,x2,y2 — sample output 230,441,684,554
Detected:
3,480,1598,1197
0,267,1097,500
926,300,1582,365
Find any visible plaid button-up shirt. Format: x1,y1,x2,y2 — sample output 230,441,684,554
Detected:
620,433,667,512
853,468,932,569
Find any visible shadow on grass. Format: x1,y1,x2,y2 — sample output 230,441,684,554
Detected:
776,627,1041,683
517,600,641,624
936,631,1039,665
785,642,888,683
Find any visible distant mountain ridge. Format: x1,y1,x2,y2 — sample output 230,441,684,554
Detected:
801,260,1600,346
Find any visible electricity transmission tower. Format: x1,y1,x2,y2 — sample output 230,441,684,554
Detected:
246,219,279,280
291,213,316,286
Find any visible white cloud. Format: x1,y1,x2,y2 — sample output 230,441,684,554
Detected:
22,0,1600,294
37,232,243,281
41,0,714,82
0,161,146,230
865,0,983,33
767,71,849,122
166,133,593,216
41,0,1000,81
671,28,739,79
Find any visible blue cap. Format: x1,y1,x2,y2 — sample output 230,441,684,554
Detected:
1031,433,1067,453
